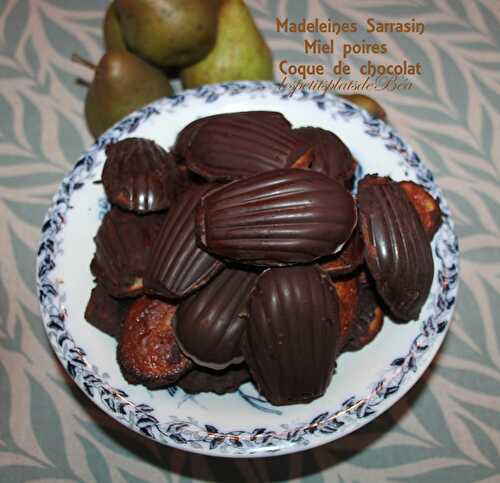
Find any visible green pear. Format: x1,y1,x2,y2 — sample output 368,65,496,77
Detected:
181,0,273,88
103,2,127,51
85,51,173,138
115,0,220,68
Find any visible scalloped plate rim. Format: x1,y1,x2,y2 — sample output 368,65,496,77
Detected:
35,81,459,458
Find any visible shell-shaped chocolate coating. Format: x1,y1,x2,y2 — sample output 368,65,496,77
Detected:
144,184,224,299
358,175,434,321
196,169,357,266
175,268,258,370
182,111,307,181
91,208,163,298
102,138,179,213
243,266,341,405
291,127,356,185
173,115,219,159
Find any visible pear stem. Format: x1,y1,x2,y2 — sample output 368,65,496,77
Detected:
71,53,97,71
76,78,91,88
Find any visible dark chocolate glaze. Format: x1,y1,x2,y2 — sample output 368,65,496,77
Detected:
91,208,163,298
243,266,341,405
320,226,364,276
358,175,434,321
117,297,192,388
182,111,307,181
175,268,258,369
177,364,250,395
144,184,224,299
196,168,357,266
173,115,217,159
102,138,179,213
84,285,133,338
291,127,356,186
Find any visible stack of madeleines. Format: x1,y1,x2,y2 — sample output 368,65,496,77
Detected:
85,111,442,405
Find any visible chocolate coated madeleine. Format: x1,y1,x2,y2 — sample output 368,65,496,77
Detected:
84,285,133,338
358,175,434,321
243,266,341,405
290,127,356,187
320,227,364,277
175,268,258,370
181,111,308,181
117,297,192,388
144,184,224,299
103,138,179,213
178,364,251,395
197,169,357,266
399,181,442,240
91,208,163,298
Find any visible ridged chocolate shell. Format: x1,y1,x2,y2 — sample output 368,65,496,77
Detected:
291,127,356,186
320,227,364,277
173,115,218,159
183,111,307,181
84,285,134,338
91,208,163,298
243,266,341,405
196,169,357,266
358,175,434,321
144,184,224,299
177,364,250,395
102,138,179,213
175,268,258,369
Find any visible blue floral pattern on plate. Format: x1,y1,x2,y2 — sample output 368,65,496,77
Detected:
36,81,459,457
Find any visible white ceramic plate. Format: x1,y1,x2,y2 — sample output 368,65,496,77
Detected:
36,81,459,458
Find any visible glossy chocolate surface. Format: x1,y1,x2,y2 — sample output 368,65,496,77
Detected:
182,111,307,181
178,364,250,395
197,168,357,266
102,138,179,213
243,266,341,405
358,175,434,321
144,184,224,299
175,268,258,369
291,127,356,185
91,208,163,298
117,297,192,388
320,227,364,276
84,285,133,338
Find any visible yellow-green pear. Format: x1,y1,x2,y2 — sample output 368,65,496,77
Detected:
103,2,127,51
181,0,273,88
115,0,220,67
85,51,173,138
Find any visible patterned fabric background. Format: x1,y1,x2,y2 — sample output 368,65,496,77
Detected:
0,0,499,481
